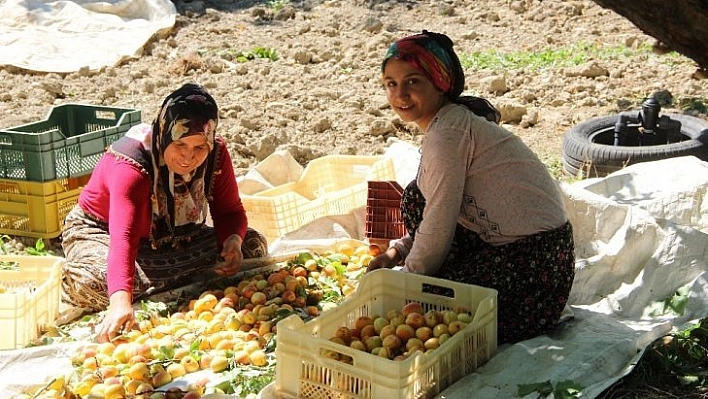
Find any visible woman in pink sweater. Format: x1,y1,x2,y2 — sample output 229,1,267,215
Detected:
61,83,267,342
368,31,575,344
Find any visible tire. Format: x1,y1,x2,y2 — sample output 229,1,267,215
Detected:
562,113,708,178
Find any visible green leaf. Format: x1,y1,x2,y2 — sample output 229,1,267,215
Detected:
554,380,584,398
157,345,174,361
295,252,314,265
190,339,201,352
666,286,690,316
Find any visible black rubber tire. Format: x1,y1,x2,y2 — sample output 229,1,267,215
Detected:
562,113,708,178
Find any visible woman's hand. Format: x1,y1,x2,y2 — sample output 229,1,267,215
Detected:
215,234,244,276
366,247,401,272
95,290,135,343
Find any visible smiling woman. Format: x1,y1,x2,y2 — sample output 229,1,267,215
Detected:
59,83,268,344
368,31,576,345
163,134,212,176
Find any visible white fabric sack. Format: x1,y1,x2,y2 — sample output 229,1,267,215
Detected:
0,0,177,73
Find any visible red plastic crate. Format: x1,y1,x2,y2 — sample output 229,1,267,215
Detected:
365,181,405,249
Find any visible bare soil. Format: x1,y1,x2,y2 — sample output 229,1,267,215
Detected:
1,1,707,397
0,0,706,178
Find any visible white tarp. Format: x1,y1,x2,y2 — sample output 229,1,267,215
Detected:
257,148,708,398
0,0,177,73
440,155,708,398
1,143,707,398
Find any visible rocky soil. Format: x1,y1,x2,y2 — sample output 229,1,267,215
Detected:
0,0,706,179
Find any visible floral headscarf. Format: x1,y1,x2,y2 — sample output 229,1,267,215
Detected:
381,30,465,99
149,83,219,247
382,30,501,124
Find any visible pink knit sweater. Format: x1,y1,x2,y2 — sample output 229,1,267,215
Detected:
78,140,248,296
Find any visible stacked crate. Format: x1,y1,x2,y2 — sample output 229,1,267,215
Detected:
0,104,141,238
365,180,406,250
241,155,397,244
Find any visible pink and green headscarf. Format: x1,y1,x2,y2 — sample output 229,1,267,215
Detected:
381,30,465,99
382,30,501,124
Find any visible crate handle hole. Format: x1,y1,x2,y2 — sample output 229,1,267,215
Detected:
422,283,455,298
94,110,117,121
319,347,353,365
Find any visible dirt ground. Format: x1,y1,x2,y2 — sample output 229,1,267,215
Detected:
0,0,706,179
1,2,706,397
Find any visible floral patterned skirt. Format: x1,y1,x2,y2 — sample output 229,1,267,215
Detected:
401,180,575,344
60,205,268,311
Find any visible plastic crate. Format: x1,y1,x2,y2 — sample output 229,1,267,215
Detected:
0,175,89,238
274,269,498,399
0,103,141,182
242,155,396,244
0,255,63,350
365,181,405,250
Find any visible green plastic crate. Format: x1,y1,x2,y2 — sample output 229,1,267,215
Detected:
0,104,141,182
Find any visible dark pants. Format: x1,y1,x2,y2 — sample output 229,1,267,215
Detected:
401,180,575,344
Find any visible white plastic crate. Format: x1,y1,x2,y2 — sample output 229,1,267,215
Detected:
274,269,498,399
0,255,63,350
241,155,396,244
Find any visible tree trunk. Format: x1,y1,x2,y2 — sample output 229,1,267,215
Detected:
591,0,708,70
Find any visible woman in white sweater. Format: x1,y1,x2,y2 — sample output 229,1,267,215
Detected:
368,31,575,344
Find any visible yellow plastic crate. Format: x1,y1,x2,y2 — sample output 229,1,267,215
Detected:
242,155,396,244
274,269,498,399
0,175,89,239
0,255,63,350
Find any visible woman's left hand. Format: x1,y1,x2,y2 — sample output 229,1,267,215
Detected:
214,234,244,276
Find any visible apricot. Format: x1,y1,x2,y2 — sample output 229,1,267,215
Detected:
250,291,267,305
379,324,396,340
405,312,425,329
395,323,416,342
181,355,200,373
349,340,367,352
382,334,402,351
152,370,172,388
457,312,474,324
354,316,374,331
448,320,467,336
304,259,319,271
166,362,187,379
368,244,382,256
405,337,425,352
210,355,229,372
336,243,356,256
401,302,424,317
193,294,218,314
291,266,308,277
415,326,433,342
128,362,150,381
249,349,268,367
424,337,440,351
267,272,285,285
373,316,389,334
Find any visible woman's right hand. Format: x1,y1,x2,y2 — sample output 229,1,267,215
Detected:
366,247,401,272
95,290,135,343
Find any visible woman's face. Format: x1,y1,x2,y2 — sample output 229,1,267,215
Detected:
163,134,210,175
382,58,445,131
